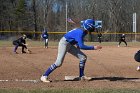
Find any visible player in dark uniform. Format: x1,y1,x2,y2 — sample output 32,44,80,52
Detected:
97,33,102,43
41,30,49,48
13,34,31,54
118,34,127,47
134,50,140,71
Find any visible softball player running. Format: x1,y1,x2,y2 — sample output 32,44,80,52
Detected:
41,19,102,82
41,29,49,48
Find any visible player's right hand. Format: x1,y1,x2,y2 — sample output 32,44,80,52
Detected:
94,45,102,50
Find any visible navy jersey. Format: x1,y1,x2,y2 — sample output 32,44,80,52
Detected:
121,35,125,40
42,32,48,39
13,37,26,45
119,34,126,41
64,28,94,50
98,33,102,38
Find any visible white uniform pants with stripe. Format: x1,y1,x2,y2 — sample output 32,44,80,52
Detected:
54,37,87,67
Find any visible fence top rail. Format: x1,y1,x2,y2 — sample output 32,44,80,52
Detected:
0,31,139,34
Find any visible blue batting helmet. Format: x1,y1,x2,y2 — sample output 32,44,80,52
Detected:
134,50,140,62
82,19,95,32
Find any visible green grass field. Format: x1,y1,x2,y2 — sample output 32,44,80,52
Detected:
0,88,140,93
0,40,140,47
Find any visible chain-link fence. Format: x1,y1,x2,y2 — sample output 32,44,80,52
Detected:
90,33,140,42
0,31,140,42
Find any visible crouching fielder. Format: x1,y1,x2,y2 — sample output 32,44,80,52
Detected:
13,34,31,54
41,19,102,82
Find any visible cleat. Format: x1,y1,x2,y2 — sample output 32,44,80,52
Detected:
40,76,50,83
14,51,18,54
21,51,26,54
80,76,92,81
44,46,48,48
27,49,32,54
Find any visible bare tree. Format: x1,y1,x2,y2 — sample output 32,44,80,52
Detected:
1,0,140,40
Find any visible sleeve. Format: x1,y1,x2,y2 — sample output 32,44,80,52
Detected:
41,34,43,38
46,33,48,38
41,33,44,38
42,33,48,39
76,34,94,50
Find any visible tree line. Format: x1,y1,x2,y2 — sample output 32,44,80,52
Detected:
0,0,140,39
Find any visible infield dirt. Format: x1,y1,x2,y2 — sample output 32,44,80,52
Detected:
0,46,140,89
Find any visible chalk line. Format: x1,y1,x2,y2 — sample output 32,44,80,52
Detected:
0,79,39,83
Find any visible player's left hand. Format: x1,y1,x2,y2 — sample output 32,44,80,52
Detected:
94,45,102,50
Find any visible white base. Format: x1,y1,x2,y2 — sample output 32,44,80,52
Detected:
65,76,79,80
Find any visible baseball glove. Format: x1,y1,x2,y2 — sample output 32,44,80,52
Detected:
26,49,32,54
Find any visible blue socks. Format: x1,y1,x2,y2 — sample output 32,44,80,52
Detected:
79,61,85,77
43,62,86,77
43,64,57,76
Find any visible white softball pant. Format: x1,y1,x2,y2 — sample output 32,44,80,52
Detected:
54,37,87,67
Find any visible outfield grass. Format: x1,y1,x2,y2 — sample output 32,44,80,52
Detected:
0,40,58,47
0,40,140,47
0,88,140,93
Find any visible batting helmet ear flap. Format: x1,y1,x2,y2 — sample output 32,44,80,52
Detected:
134,50,140,62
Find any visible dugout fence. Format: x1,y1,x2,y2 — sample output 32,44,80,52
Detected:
0,31,140,42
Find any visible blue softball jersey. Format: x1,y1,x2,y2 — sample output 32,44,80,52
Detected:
64,28,94,50
42,33,48,39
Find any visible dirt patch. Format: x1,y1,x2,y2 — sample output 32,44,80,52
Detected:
0,46,140,89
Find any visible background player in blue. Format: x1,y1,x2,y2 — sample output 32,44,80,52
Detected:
41,19,102,82
41,29,49,48
13,34,31,54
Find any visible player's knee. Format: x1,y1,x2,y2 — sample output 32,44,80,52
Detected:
54,62,62,67
80,55,87,62
55,64,62,67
